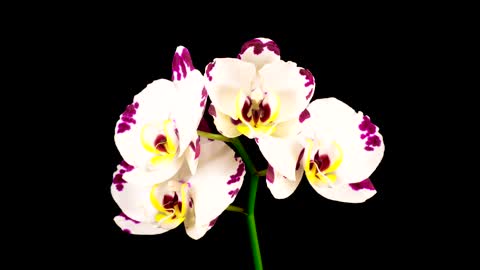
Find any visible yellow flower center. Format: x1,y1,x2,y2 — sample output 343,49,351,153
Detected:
149,182,189,228
234,90,280,137
140,119,178,166
304,139,344,186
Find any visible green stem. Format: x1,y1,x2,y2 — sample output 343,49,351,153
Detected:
247,174,262,270
230,137,263,270
256,169,267,177
226,205,247,215
197,131,232,142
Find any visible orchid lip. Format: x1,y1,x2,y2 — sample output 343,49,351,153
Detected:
234,90,280,137
304,139,344,186
140,119,179,165
150,182,189,228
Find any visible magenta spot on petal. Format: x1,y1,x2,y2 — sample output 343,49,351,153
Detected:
113,161,134,191
120,160,134,171
231,118,242,125
206,61,215,81
265,40,280,55
305,88,313,100
295,148,305,170
119,212,140,224
117,102,139,134
181,48,194,71
359,115,382,151
254,138,259,143
299,68,314,87
228,188,240,198
240,39,264,55
349,178,375,191
359,116,371,131
123,229,131,234
208,104,216,117
116,184,124,191
299,109,310,123
227,161,245,185
194,136,201,159
239,38,280,56
209,217,218,227
266,165,275,184
172,48,194,81
189,198,193,208
200,87,208,107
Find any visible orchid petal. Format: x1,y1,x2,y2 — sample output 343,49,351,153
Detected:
266,163,304,199
114,213,169,235
308,178,377,203
257,136,303,180
111,163,158,223
238,37,281,70
205,58,256,119
259,60,315,122
114,79,178,171
304,98,384,183
185,140,245,239
208,104,242,138
171,46,206,156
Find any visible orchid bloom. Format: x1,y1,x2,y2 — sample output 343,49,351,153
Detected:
205,37,314,140
264,98,385,203
114,46,207,185
112,139,246,238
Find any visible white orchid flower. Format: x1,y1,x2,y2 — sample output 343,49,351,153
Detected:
264,98,385,203
114,46,207,184
205,37,314,140
112,139,246,239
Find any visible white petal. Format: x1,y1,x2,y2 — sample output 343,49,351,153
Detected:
238,37,281,70
114,79,178,169
185,140,245,239
172,47,207,155
304,98,385,183
257,136,303,180
208,104,242,138
111,164,158,223
308,178,377,203
266,164,303,199
185,135,200,175
114,213,169,235
270,117,301,138
205,58,256,119
259,60,315,123
121,154,186,185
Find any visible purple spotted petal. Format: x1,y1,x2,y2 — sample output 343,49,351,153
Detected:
206,61,215,81
116,102,139,134
172,47,194,81
299,109,310,123
349,179,375,191
118,212,140,224
227,160,245,185
266,165,275,183
239,38,280,56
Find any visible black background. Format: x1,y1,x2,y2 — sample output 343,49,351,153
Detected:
85,10,417,269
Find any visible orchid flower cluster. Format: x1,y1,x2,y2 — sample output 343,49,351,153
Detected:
112,38,384,268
